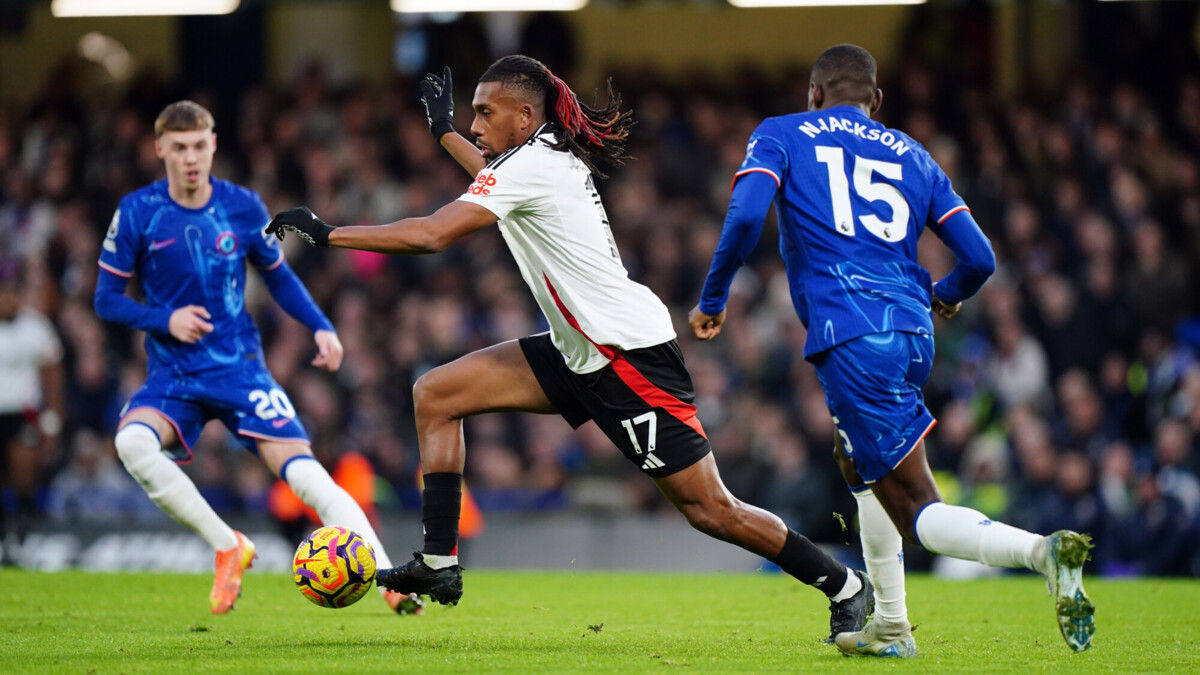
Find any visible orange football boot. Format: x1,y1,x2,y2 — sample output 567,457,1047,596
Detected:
210,531,256,614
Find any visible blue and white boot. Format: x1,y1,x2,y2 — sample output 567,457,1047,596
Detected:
1038,530,1096,652
834,619,918,658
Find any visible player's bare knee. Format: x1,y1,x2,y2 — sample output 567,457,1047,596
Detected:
412,370,452,421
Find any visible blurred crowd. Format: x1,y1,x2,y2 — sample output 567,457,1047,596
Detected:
1,14,1199,577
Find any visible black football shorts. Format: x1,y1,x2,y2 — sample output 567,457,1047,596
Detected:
0,412,36,456
519,333,711,478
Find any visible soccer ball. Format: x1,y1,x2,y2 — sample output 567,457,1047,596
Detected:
293,526,376,608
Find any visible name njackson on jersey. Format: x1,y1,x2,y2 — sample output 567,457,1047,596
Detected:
734,105,968,358
457,125,675,374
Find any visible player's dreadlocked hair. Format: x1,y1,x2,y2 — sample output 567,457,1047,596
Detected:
480,55,633,177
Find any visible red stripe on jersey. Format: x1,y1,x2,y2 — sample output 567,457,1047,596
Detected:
542,273,707,439
542,273,618,360
731,167,781,190
937,205,970,225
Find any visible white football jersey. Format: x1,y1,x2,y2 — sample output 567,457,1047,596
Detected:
0,308,62,414
458,125,676,374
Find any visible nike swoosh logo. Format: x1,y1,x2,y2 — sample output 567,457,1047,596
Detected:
149,238,177,251
857,641,870,648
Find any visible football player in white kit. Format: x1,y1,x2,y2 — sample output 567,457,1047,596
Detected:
268,55,872,642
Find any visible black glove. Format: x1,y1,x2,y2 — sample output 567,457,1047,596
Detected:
419,66,455,141
266,207,335,247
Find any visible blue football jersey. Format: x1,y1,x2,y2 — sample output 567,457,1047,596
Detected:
735,105,968,357
98,178,283,374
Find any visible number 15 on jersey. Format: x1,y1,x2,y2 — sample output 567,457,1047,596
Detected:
815,146,910,243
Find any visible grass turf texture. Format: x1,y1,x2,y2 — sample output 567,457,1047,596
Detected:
1,570,1196,673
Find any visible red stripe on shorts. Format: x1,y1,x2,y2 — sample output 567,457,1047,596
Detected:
543,273,707,439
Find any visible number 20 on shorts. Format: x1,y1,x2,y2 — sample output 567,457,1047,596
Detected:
249,388,296,420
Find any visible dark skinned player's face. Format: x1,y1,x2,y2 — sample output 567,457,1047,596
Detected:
470,82,536,160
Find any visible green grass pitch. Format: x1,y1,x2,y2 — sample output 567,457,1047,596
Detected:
1,569,1197,673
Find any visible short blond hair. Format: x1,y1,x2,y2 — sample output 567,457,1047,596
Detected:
154,100,215,138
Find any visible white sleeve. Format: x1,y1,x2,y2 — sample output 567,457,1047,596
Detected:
456,158,535,221
32,314,63,365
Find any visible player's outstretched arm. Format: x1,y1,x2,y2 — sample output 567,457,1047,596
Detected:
419,66,486,177
268,202,498,255
329,201,497,254
440,132,487,177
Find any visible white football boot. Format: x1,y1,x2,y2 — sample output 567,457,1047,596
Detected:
835,619,917,658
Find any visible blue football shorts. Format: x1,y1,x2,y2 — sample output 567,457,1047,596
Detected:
121,359,309,462
812,331,937,484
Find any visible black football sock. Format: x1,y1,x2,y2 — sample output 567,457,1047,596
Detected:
772,528,850,598
421,472,462,557
13,494,36,544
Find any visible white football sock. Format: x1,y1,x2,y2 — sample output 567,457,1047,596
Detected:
421,553,458,569
284,456,393,568
829,566,863,602
855,489,908,627
914,502,1041,570
115,423,238,551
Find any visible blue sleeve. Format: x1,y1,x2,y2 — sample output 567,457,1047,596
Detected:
98,197,140,278
259,259,335,334
698,170,778,315
93,268,173,335
245,193,285,270
732,126,787,191
928,209,995,305
926,160,967,228
94,196,173,334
